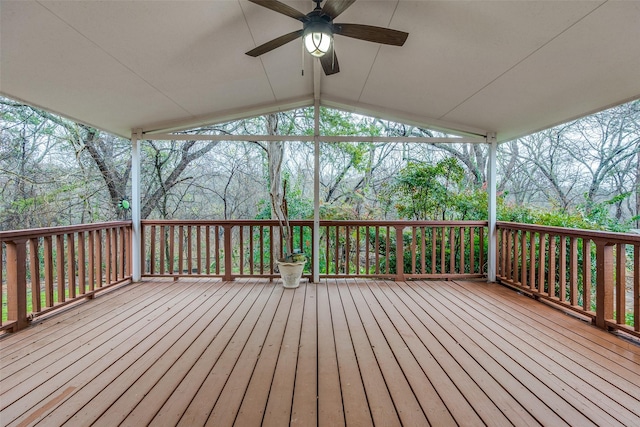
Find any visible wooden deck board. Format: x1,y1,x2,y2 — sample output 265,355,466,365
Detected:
408,281,599,426
415,281,618,426
437,281,640,422
1,277,639,427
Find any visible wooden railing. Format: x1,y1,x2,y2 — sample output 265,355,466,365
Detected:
496,222,640,338
1,221,132,332
141,220,488,281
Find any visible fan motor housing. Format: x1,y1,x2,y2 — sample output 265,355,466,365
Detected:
303,10,333,35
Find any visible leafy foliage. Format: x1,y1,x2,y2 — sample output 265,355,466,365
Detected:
383,158,465,220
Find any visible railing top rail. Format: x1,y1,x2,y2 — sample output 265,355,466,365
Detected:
497,221,640,243
0,221,132,242
320,220,489,227
141,219,489,227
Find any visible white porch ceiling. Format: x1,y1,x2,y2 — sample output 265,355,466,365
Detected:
1,0,639,142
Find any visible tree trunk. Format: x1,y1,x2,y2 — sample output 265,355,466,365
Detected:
266,114,285,257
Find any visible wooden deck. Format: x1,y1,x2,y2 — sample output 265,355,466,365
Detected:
1,278,639,427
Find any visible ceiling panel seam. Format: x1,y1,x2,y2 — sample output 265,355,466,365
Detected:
34,0,195,118
239,0,279,103
356,0,402,103
438,0,609,122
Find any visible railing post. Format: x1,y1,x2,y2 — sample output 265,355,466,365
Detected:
223,225,234,281
6,238,29,331
394,225,405,282
594,239,614,329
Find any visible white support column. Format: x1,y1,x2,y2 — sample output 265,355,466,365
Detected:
487,132,498,282
131,129,142,282
313,59,321,283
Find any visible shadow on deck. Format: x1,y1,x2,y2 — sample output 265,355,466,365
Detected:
1,278,639,426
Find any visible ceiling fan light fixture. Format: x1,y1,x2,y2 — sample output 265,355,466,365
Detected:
246,0,409,75
304,31,332,57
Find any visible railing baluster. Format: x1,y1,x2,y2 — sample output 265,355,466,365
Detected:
214,225,220,275
95,229,102,289
239,226,244,275
223,225,233,281
159,225,165,274
196,225,202,274
259,225,264,275
67,233,76,299
87,231,94,293
538,233,546,295
569,237,578,306
385,226,390,275
529,232,536,291
334,226,340,274
616,243,626,325
186,225,193,275
325,226,331,274
178,226,184,274
269,225,274,274
634,244,639,332
375,225,380,274
500,229,506,278
460,227,465,275
150,225,156,275
56,234,65,303
355,226,360,275
365,226,371,274
119,226,126,280
126,225,132,278
345,225,351,274
411,226,417,274
206,226,211,275
559,236,566,302
520,230,527,288
479,227,485,275
449,227,455,274
583,240,592,312
29,238,41,313
548,235,556,299
104,228,111,286
310,225,314,279
421,227,426,274
513,229,519,283
395,225,404,281
249,225,254,275
111,228,117,283
469,227,475,275
431,227,437,274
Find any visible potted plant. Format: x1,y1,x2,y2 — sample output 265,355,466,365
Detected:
271,180,307,288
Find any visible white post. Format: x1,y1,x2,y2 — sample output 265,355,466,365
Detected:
487,132,498,282
313,59,321,283
131,129,142,282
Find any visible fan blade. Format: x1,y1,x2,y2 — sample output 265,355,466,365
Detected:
248,0,307,22
320,45,340,75
246,29,304,57
334,23,408,46
322,0,356,20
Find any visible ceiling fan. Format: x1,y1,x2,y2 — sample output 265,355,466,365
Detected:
245,0,409,76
